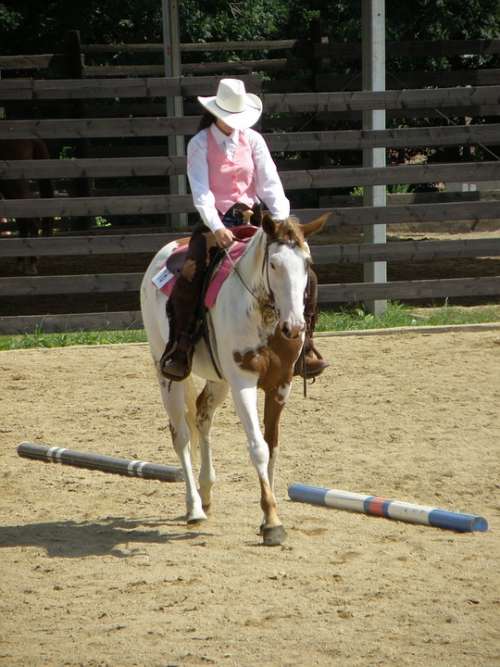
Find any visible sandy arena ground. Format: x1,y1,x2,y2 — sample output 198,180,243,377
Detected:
1,331,499,667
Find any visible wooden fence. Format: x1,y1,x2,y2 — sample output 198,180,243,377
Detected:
0,35,499,334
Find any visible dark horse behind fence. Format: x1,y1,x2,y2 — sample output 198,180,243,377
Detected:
0,138,55,275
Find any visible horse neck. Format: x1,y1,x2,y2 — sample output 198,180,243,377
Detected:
232,228,268,299
218,229,275,340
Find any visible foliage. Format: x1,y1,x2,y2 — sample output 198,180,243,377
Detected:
385,0,500,41
0,1,163,53
1,1,499,54
180,0,288,43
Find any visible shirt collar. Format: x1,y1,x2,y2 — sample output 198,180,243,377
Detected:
210,123,239,146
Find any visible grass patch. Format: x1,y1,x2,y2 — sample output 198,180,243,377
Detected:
317,302,500,332
0,303,499,351
0,328,147,351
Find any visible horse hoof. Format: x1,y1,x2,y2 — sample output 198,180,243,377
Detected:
262,525,287,546
187,517,207,526
187,511,207,525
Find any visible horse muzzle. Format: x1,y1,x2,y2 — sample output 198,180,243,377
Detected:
280,320,305,340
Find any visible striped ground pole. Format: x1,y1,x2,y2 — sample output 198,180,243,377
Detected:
17,442,184,483
288,483,488,533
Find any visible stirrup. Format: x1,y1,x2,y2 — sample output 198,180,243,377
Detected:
294,339,329,379
308,339,325,361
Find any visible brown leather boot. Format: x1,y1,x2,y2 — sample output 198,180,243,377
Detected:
160,231,208,381
294,268,329,379
160,331,194,381
296,337,329,379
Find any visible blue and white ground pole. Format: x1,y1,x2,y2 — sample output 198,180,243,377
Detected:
288,483,488,532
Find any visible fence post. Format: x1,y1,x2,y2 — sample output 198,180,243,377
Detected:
162,0,188,230
63,30,93,231
362,0,387,315
310,14,328,211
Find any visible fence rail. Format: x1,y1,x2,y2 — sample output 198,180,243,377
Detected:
1,37,499,333
83,59,289,77
0,312,144,335
2,271,499,299
2,123,499,153
4,38,497,72
315,38,500,59
83,39,298,54
1,235,498,261
316,70,500,91
1,198,498,223
1,80,498,110
0,75,260,100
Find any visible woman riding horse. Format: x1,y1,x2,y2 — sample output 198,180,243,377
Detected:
161,78,328,382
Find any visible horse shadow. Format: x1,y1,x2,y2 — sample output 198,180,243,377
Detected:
0,515,211,558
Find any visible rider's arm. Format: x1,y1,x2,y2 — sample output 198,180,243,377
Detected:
187,131,225,233
249,129,290,221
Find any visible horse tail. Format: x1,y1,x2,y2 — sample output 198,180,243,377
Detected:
184,377,200,460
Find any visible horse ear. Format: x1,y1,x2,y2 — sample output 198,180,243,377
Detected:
301,213,330,238
262,213,277,239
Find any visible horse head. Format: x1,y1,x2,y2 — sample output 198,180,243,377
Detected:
261,213,329,340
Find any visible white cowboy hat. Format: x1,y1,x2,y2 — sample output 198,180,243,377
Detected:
197,78,263,130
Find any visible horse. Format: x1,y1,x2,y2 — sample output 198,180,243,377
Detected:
0,138,55,274
140,213,328,546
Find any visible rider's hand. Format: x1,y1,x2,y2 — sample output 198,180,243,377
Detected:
214,227,234,249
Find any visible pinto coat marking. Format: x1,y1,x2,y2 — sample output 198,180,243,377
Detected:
140,214,328,544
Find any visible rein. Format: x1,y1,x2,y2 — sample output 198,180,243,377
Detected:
222,246,261,303
223,238,277,312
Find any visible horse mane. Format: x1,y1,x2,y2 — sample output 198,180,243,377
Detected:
262,215,308,252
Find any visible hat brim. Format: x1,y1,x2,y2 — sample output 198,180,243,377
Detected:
197,93,262,130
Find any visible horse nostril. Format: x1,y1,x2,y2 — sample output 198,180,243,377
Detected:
282,323,302,339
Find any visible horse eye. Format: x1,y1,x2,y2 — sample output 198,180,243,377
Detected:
270,262,276,270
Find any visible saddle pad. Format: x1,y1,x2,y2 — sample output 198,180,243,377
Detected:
203,223,258,308
152,239,249,307
204,241,247,309
151,243,184,297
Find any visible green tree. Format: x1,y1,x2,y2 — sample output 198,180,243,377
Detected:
1,1,499,54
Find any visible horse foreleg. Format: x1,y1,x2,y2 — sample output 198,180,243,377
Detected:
196,380,229,513
257,382,292,534
230,380,286,546
158,375,206,524
264,382,292,491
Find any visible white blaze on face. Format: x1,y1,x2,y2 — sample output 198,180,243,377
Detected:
267,245,308,335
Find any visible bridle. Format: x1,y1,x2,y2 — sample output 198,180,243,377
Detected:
224,234,312,397
224,234,307,313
